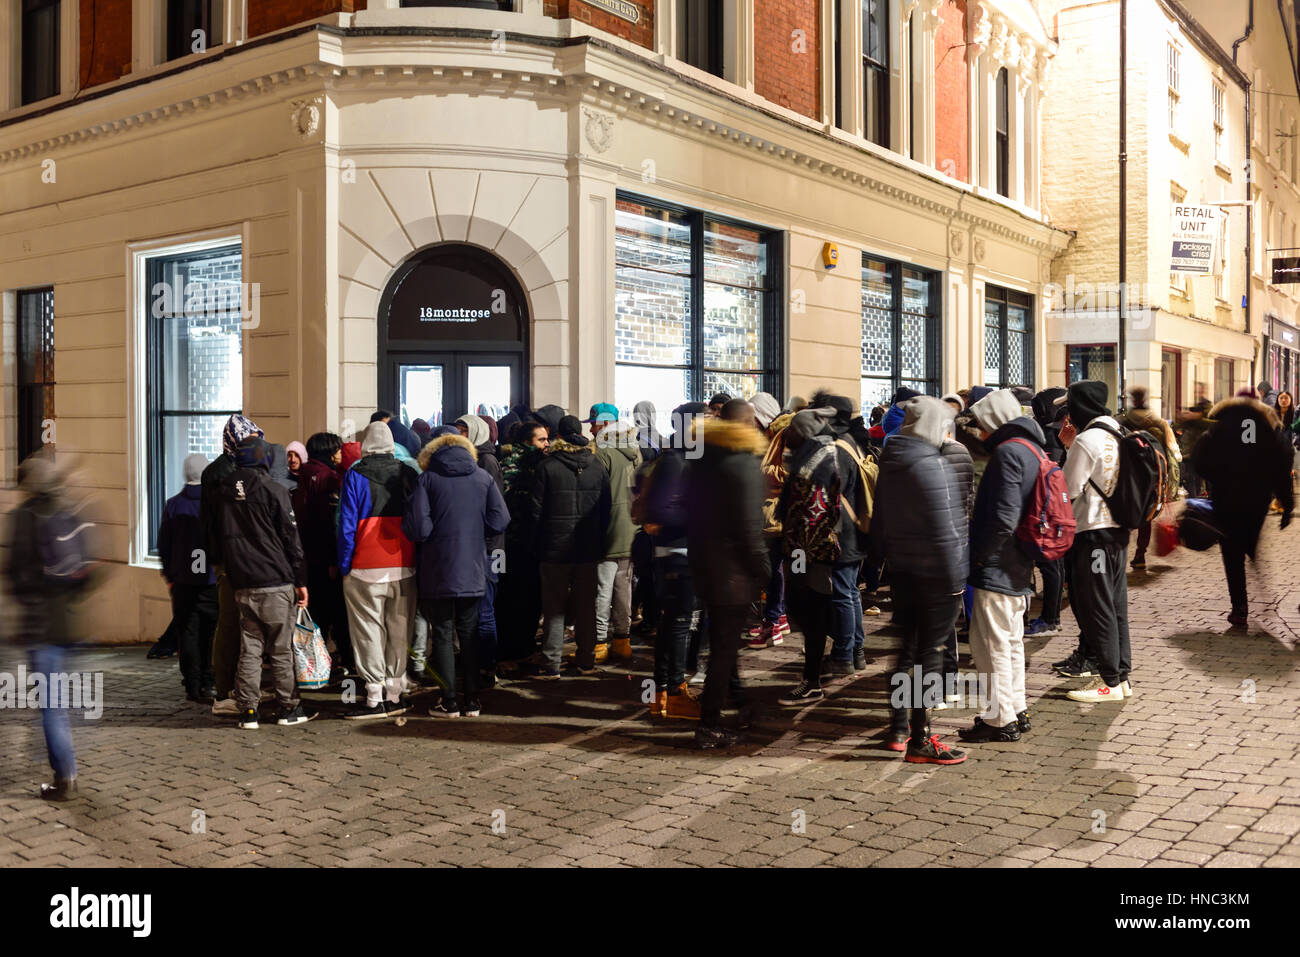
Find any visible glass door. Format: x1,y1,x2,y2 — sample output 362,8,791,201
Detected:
394,356,450,429
390,353,522,428
462,356,520,421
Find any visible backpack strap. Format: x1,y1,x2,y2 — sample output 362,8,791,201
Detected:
999,437,1046,463
1080,422,1124,508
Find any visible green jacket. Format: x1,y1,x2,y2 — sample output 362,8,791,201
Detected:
594,425,643,560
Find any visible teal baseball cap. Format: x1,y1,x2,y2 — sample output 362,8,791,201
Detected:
583,402,619,424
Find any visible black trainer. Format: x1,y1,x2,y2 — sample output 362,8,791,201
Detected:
237,708,259,730
694,726,739,750
957,717,1021,743
462,698,482,718
904,734,967,765
277,704,317,726
1016,710,1031,733
1052,650,1098,678
829,659,855,676
853,650,868,672
39,777,79,802
778,681,825,706
342,701,388,721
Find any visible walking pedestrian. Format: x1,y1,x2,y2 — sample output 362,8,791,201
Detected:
1121,386,1180,570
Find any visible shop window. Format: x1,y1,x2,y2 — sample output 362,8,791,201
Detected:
984,285,1033,389
20,0,61,105
145,243,244,553
677,0,724,77
1214,357,1233,403
1067,344,1116,404
17,287,55,463
863,0,890,147
860,254,940,411
165,0,223,61
614,195,781,433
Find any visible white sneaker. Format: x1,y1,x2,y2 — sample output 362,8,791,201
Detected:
1121,680,1134,698
689,669,707,687
1066,677,1125,702
212,698,239,716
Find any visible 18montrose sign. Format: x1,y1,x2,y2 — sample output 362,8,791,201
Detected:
1170,204,1219,274
583,0,641,22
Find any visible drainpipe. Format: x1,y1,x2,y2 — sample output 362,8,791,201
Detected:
1234,1,1255,385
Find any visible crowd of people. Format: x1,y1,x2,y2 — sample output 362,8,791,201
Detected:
14,374,1296,798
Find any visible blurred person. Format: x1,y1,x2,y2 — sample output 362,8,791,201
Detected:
1122,386,1180,570
1175,398,1211,497
632,400,663,463
708,392,731,416
200,414,263,716
404,426,509,717
531,415,611,678
589,404,642,661
338,422,419,719
9,450,100,800
750,406,794,648
158,453,217,702
687,399,770,749
873,397,972,763
1192,395,1294,628
292,432,353,676
212,437,313,729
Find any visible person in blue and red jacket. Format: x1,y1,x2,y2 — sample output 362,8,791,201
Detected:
338,421,420,720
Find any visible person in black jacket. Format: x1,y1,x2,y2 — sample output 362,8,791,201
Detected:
1192,395,1294,627
200,414,263,715
687,400,771,748
457,413,505,678
214,436,311,729
531,414,611,677
292,432,352,675
158,453,217,702
872,397,972,764
495,420,549,667
960,389,1044,745
1026,387,1068,638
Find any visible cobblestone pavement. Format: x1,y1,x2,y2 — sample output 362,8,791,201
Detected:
2,524,1299,868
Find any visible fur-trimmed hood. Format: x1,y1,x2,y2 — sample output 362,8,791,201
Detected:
691,416,768,455
549,437,593,457
417,433,478,472
1208,395,1281,430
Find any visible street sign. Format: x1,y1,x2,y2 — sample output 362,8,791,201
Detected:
1170,204,1218,273
582,0,642,23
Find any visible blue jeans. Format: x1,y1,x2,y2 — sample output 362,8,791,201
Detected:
830,560,865,662
478,569,498,669
30,644,77,780
763,539,785,624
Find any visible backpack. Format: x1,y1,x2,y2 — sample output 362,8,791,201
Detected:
37,508,95,583
833,438,878,534
1085,422,1167,529
781,441,842,563
1001,438,1076,560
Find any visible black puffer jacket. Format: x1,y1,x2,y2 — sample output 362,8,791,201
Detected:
969,416,1046,596
476,441,505,555
872,435,973,594
686,418,771,606
531,439,611,564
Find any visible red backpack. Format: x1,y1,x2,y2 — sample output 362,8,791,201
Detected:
1002,438,1076,561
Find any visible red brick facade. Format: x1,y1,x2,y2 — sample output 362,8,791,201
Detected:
248,0,364,40
546,1,655,50
933,0,969,183
78,0,133,88
753,0,820,119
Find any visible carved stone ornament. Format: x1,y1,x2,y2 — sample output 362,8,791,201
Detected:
973,238,987,262
583,107,615,154
291,98,322,138
950,230,965,256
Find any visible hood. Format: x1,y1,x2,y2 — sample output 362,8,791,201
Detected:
970,389,1023,434
339,442,362,472
690,416,768,455
750,391,781,430
1031,388,1068,428
419,433,479,476
387,419,423,458
986,416,1046,452
1207,395,1281,430
547,437,596,471
596,421,642,463
183,453,208,485
899,395,957,450
769,411,794,436
266,442,292,484
361,421,395,456
234,437,271,471
535,404,566,438
456,413,490,448
222,414,263,457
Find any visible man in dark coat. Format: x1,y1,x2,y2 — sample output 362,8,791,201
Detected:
1026,387,1068,638
403,427,509,717
495,420,549,666
1192,396,1294,626
961,388,1044,744
531,414,611,676
872,396,972,764
686,399,771,748
158,452,217,702
291,432,351,673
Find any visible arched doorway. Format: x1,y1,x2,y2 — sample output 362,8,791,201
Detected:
378,243,529,427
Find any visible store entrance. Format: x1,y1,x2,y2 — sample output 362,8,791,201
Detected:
379,243,528,428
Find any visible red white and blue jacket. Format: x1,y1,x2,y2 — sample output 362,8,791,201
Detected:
337,453,418,574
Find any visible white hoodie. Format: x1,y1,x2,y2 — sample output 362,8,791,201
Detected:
1063,415,1121,532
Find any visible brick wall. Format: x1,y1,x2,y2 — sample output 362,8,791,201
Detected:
248,0,364,39
754,0,819,119
547,0,654,49
79,0,133,88
933,0,969,182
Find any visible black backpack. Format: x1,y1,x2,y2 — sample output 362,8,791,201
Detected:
37,508,95,583
1084,422,1166,530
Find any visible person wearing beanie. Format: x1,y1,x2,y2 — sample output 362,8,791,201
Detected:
285,441,307,483
404,420,510,718
200,414,265,717
337,422,420,720
881,387,921,440
410,418,433,446
1056,380,1131,702
531,414,612,677
292,432,353,676
455,413,506,679
213,436,312,729
957,389,1046,746
533,403,566,440
872,396,973,763
158,453,217,702
749,392,781,432
592,416,643,662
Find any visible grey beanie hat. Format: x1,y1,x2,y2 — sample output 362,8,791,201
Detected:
183,453,208,485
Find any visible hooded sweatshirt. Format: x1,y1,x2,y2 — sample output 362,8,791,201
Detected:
200,414,263,562
594,421,643,560
159,454,215,586
456,414,505,551
338,422,419,578
213,437,307,590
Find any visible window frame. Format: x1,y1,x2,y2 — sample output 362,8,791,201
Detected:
163,0,225,63
984,284,1034,390
995,67,1010,197
19,0,61,106
613,191,784,408
676,0,725,78
1167,41,1181,132
1212,80,1225,163
862,0,890,147
859,251,942,408
15,285,54,464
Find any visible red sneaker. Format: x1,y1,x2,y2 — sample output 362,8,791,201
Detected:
905,734,968,765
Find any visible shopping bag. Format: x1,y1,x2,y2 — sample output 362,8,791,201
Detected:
292,607,332,689
1153,513,1179,557
1178,498,1222,552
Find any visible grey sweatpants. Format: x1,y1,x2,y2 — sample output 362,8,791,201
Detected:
233,584,298,713
595,558,633,643
343,575,415,706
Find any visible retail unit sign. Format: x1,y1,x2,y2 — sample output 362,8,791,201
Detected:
582,0,641,23
1170,204,1218,274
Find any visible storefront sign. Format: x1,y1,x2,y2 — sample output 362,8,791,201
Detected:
582,0,642,23
1170,204,1218,274
385,245,525,344
1272,257,1300,285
